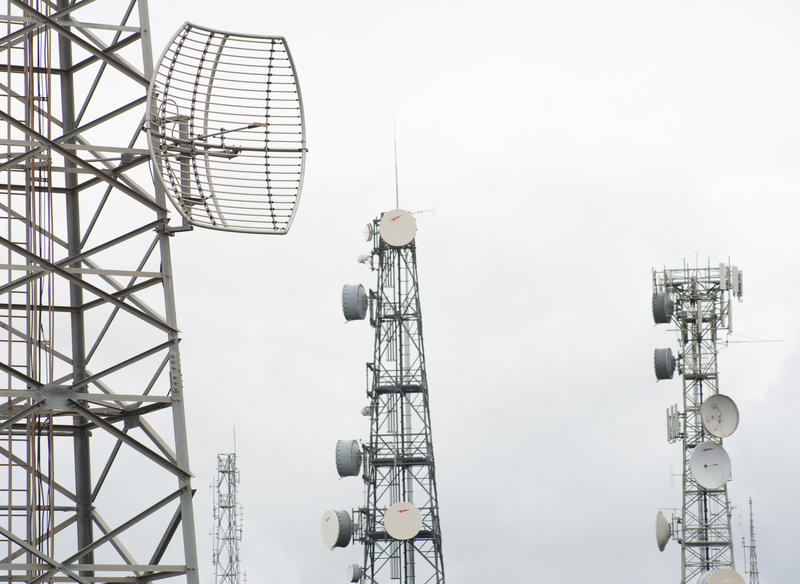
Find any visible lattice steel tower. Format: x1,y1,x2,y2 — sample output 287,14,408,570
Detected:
0,2,304,583
212,453,242,584
322,209,444,584
652,263,745,584
745,497,759,584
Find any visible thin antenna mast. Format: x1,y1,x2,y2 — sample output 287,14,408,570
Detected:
747,497,760,584
393,117,400,208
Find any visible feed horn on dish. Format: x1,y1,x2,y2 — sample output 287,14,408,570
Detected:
320,210,446,583
650,263,746,583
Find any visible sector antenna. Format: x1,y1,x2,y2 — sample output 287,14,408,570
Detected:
321,210,445,583
0,4,305,583
651,264,746,583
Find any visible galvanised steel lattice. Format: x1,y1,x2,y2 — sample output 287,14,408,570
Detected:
212,453,241,584
356,216,444,584
654,264,740,584
0,2,198,582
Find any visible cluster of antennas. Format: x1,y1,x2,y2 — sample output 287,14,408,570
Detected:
322,210,420,583
147,23,306,234
651,263,746,584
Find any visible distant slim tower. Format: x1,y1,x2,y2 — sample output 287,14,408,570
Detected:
745,497,760,584
322,209,445,584
213,453,242,584
652,263,745,584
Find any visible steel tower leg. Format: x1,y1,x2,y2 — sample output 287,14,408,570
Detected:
0,2,199,582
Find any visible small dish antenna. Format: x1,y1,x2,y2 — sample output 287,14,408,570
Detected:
342,284,368,321
346,564,362,583
697,567,746,584
383,501,423,540
147,23,306,234
335,439,361,477
654,348,676,380
652,292,674,324
700,394,740,438
378,209,416,247
321,510,353,549
655,510,672,551
689,441,731,490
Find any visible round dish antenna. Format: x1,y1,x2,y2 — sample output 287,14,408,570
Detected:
652,292,674,324
384,501,423,540
321,510,353,549
342,284,368,321
697,567,746,584
378,209,416,247
655,511,672,551
689,441,731,490
700,394,740,438
147,23,306,234
346,564,362,583
654,348,676,380
335,440,361,477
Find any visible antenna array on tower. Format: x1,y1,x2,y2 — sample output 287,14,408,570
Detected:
651,263,746,584
213,453,243,584
322,209,445,584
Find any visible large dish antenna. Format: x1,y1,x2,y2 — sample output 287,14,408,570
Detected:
690,441,731,490
147,23,306,234
697,568,746,584
700,394,740,438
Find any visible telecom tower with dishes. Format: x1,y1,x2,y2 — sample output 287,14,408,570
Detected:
322,210,445,584
213,452,243,584
0,3,304,582
652,264,746,584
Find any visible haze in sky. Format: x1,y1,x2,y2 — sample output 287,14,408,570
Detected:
143,2,799,582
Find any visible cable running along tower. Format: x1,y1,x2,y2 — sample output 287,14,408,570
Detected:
322,209,444,584
0,3,304,582
652,263,745,584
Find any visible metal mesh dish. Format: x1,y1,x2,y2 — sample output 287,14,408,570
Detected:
147,23,306,234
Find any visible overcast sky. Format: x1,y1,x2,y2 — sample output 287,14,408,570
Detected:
140,2,800,582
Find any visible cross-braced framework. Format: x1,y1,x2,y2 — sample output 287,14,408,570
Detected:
654,264,741,583
0,1,198,582
212,454,241,584
356,216,444,584
745,497,759,584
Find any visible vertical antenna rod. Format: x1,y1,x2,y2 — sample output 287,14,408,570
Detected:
393,118,400,209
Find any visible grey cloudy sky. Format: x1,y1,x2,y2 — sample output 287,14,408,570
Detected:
144,1,799,582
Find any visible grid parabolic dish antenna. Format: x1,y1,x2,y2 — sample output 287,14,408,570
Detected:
700,394,740,438
147,23,306,234
690,441,731,489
